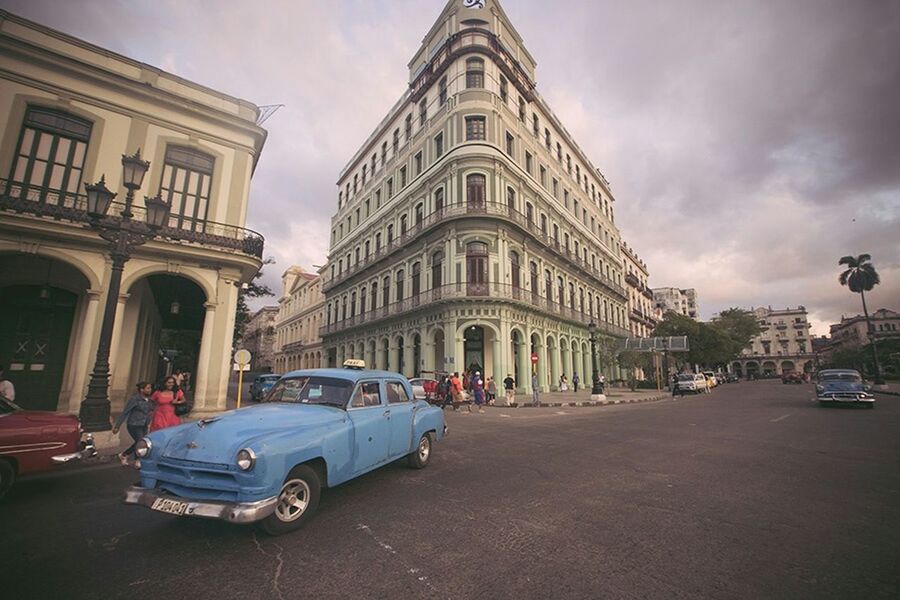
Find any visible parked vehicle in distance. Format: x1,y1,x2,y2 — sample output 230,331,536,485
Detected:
0,395,96,499
782,371,804,384
815,369,875,408
702,371,719,387
408,377,438,402
676,373,709,394
725,373,740,383
249,374,282,402
124,361,447,534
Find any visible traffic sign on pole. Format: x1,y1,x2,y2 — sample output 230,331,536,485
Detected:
530,352,539,365
234,349,252,408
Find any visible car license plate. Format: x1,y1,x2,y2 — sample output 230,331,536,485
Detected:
151,497,188,515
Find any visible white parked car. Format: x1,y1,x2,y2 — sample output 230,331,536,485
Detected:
676,373,710,394
703,371,718,387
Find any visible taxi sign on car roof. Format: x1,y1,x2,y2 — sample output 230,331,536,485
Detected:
343,359,366,370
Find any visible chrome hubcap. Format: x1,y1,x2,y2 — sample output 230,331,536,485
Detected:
418,437,430,462
275,478,310,522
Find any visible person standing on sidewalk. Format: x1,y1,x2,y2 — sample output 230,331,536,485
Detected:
503,373,516,406
112,382,154,468
473,372,485,413
487,376,497,406
572,372,580,393
531,373,540,407
150,376,186,431
0,365,15,402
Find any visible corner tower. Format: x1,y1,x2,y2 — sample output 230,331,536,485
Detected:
321,0,630,392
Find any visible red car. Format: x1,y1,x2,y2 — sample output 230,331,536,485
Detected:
781,371,804,384
0,395,96,499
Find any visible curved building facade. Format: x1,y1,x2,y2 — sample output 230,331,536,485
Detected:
321,0,633,392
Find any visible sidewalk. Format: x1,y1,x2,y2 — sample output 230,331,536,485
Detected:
492,386,669,408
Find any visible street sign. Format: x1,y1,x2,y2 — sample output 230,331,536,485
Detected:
234,349,252,366
233,364,250,371
530,352,539,364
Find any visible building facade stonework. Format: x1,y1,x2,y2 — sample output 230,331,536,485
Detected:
622,242,657,339
652,287,699,320
828,308,900,349
732,306,815,377
0,12,266,415
319,0,634,392
241,306,279,372
273,267,325,373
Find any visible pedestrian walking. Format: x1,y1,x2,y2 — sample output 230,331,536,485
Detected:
531,373,540,407
487,377,497,406
0,364,15,402
112,382,154,468
473,371,485,413
598,373,606,394
173,369,185,389
450,372,468,412
572,372,579,393
503,373,516,406
559,374,568,392
149,375,186,431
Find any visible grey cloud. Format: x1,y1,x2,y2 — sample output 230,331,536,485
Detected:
3,0,898,333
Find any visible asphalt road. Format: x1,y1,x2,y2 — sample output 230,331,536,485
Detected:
2,381,898,599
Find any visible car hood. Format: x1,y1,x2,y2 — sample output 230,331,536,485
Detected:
16,410,78,426
820,381,865,393
158,403,345,464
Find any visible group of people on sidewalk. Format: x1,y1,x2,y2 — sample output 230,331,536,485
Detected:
113,374,189,468
434,369,605,410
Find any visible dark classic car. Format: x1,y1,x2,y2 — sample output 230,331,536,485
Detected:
0,395,97,498
249,374,282,402
782,371,804,384
815,369,875,407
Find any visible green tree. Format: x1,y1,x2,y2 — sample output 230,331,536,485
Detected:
233,257,275,347
839,254,883,383
617,350,652,390
653,311,735,369
711,308,764,359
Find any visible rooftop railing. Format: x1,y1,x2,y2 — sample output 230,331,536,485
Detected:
0,179,265,259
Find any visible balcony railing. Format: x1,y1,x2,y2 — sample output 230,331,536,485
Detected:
1,179,265,259
320,282,632,338
324,201,626,299
281,341,304,353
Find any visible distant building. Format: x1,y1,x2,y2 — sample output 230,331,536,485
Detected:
622,242,657,338
652,287,699,320
241,306,279,372
828,308,900,349
732,306,815,377
273,267,325,373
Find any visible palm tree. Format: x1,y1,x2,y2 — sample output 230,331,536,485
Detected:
838,254,883,384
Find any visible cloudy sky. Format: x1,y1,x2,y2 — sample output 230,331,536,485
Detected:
5,0,899,335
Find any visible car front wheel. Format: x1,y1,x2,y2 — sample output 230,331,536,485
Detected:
0,460,15,500
259,465,321,535
407,433,433,469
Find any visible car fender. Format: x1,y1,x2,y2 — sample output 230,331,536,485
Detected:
412,401,445,442
255,417,355,491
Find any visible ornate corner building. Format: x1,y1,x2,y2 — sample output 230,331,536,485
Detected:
273,267,325,373
0,11,266,414
320,0,639,392
734,306,816,377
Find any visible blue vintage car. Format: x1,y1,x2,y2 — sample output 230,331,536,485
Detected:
123,364,447,534
815,369,875,408
249,373,281,402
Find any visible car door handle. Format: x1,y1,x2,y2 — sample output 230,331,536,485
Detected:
383,410,390,418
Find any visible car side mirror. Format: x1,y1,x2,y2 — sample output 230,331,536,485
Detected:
864,385,872,392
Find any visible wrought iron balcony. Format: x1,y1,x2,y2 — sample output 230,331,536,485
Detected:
323,201,626,300
281,341,305,353
1,179,265,259
320,282,631,338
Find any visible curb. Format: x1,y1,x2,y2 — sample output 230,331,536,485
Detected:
487,394,669,409
874,390,900,397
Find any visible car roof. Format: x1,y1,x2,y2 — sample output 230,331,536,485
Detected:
818,369,860,375
281,368,409,384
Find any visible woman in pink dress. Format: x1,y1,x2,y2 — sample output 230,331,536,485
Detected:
149,375,186,431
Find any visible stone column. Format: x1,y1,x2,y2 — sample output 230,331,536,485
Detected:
376,343,386,371
562,343,572,383
66,289,103,413
107,292,130,384
403,341,415,378
423,339,435,374
192,302,218,412
550,340,561,391
492,337,502,383
516,339,529,393
536,338,547,392
454,333,465,376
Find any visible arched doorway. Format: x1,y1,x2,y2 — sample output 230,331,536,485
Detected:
732,362,744,378
762,361,777,377
0,254,91,411
745,361,759,378
432,329,445,375
464,325,484,374
511,329,522,386
781,361,795,374
395,336,405,374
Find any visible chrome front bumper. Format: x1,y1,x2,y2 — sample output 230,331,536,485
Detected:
818,395,875,403
123,485,278,524
51,434,98,464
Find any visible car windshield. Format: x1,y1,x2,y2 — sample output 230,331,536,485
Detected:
263,376,353,408
677,374,694,381
0,396,22,414
820,372,862,383
259,376,280,383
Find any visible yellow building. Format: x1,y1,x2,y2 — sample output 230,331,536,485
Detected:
273,267,325,374
0,11,266,417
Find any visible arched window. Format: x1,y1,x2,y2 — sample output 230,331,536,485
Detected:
387,224,394,244
411,262,421,297
382,275,391,305
161,145,215,231
400,214,408,236
359,286,367,315
432,251,444,288
341,296,348,321
466,173,485,209
466,242,489,296
396,269,405,301
530,261,539,296
375,232,382,252
466,57,484,88
434,188,445,213
510,250,521,289
526,202,534,225
557,276,565,306
544,269,553,300
350,292,356,319
506,187,516,211
540,214,548,235
364,240,370,257
10,106,92,204
371,281,378,311
553,224,560,245
569,282,576,309
415,202,424,226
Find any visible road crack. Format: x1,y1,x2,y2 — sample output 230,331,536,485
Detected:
252,530,286,600
356,523,444,597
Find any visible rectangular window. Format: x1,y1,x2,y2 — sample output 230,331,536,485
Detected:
375,189,382,209
525,151,533,174
434,132,444,158
518,97,526,122
419,98,427,127
505,132,514,156
552,178,559,198
387,178,394,198
556,142,562,161
381,142,387,166
400,166,407,187
532,114,539,136
466,57,485,88
405,115,412,142
393,129,400,154
414,152,423,176
160,145,215,231
439,77,448,106
539,165,547,187
465,116,486,141
499,75,508,103
544,128,551,149
9,106,92,205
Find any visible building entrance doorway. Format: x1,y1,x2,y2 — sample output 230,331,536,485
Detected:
464,325,484,374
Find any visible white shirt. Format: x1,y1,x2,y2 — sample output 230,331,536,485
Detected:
0,379,14,402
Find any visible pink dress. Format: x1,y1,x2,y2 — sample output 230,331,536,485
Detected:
149,390,183,431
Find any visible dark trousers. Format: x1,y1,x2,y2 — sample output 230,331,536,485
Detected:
123,424,147,456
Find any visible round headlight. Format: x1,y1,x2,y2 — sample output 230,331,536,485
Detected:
135,437,152,458
236,448,256,471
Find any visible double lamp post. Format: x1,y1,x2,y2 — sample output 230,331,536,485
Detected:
79,150,171,433
587,319,604,397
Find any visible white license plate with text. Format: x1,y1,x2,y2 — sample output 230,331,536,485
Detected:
151,497,188,515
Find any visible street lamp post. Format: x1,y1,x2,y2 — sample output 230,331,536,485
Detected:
79,150,170,432
588,320,604,399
